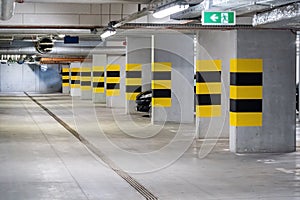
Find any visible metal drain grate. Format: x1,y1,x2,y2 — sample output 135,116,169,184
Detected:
25,92,158,200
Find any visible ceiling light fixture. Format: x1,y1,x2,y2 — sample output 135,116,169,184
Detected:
100,27,116,39
58,34,65,38
153,3,189,18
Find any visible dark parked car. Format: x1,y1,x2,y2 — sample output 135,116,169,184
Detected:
136,90,152,116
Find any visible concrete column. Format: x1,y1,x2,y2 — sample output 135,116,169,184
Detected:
92,55,106,103
152,33,194,123
61,64,70,94
126,37,151,114
70,62,81,97
80,62,92,100
297,32,300,121
106,56,126,108
196,30,234,138
230,30,296,153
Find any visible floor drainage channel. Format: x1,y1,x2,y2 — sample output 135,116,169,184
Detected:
25,92,158,200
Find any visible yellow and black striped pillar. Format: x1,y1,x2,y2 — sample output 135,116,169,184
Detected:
92,66,105,94
196,60,222,117
230,59,263,126
80,67,92,91
70,67,80,89
152,62,172,107
126,64,142,100
106,64,120,96
61,67,70,88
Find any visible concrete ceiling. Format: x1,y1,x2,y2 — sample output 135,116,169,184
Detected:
25,0,150,4
0,0,299,60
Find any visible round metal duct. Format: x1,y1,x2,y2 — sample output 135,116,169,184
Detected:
35,37,54,54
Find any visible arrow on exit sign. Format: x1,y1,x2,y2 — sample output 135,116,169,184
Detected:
202,11,236,25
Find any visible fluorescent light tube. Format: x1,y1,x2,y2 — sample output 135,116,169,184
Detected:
101,29,116,39
153,4,189,19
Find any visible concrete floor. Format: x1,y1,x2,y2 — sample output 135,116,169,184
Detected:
0,93,299,200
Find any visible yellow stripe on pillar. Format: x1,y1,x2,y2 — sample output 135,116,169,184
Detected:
152,62,172,72
196,83,221,94
126,63,142,71
152,80,172,89
230,86,263,99
230,112,263,126
196,60,222,72
152,98,172,107
126,78,142,85
196,105,222,117
230,59,263,73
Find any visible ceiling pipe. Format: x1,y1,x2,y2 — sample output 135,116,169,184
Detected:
0,28,92,35
0,0,15,20
0,46,126,56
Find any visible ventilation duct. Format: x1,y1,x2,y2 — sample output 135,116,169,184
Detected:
36,37,54,54
0,0,15,20
0,46,126,56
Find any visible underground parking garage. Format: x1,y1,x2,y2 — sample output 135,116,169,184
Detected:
0,0,300,199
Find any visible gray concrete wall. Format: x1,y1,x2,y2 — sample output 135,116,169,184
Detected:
106,55,126,108
197,30,236,138
126,36,151,113
230,30,296,153
153,33,194,123
0,63,61,93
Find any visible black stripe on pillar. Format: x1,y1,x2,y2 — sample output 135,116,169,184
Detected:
230,73,263,86
71,80,80,84
71,72,80,76
196,72,221,83
196,94,221,105
93,82,104,88
152,89,171,98
107,83,120,90
126,71,142,78
62,72,69,76
230,99,262,112
126,86,142,93
63,79,69,83
81,81,91,86
93,72,104,77
81,72,91,76
153,72,171,80
107,71,120,77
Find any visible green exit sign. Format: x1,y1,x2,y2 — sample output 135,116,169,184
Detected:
202,11,236,25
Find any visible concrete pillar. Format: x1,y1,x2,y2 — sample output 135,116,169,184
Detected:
80,62,92,100
196,30,233,138
125,64,142,113
152,33,194,123
70,62,81,97
126,37,151,114
230,30,296,153
106,56,126,108
61,64,70,94
297,32,300,121
92,55,106,103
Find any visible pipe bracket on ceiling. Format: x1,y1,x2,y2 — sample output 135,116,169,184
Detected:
253,2,300,27
0,0,15,20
